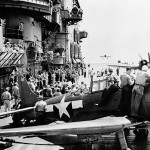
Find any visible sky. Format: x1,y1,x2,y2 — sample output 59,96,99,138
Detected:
79,0,150,64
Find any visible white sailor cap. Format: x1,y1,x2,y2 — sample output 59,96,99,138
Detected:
142,65,148,71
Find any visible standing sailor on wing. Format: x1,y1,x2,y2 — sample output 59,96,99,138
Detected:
131,65,150,117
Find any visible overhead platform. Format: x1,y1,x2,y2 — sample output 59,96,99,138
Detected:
0,0,51,15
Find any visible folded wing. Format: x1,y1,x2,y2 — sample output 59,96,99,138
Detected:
0,116,131,137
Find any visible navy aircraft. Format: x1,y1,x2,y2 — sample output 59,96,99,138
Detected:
0,74,121,125
99,55,111,59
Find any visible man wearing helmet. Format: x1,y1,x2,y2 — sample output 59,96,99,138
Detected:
99,68,119,106
107,68,118,87
131,65,150,117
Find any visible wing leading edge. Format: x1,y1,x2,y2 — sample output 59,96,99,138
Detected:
0,116,131,137
0,107,34,117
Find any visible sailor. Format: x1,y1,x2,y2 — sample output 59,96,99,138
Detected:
53,88,62,97
34,95,47,125
82,84,89,94
90,68,95,80
99,68,119,106
107,68,118,87
12,82,20,106
1,87,11,113
79,81,85,93
119,67,134,116
28,78,35,92
45,85,53,97
131,65,150,117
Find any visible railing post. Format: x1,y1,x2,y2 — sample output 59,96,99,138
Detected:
89,76,92,93
98,79,100,90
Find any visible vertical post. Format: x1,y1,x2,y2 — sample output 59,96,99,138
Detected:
98,79,100,90
90,75,93,93
117,130,130,150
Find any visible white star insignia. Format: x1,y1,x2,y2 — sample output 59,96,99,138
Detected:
54,95,71,118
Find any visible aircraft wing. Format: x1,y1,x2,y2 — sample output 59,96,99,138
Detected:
0,116,138,137
0,107,34,116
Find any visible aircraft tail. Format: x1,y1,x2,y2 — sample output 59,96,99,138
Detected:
18,74,38,107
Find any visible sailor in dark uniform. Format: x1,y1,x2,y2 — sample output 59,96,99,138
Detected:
119,67,134,116
99,68,119,106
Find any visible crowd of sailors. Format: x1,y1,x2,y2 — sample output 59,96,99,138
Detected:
0,41,25,54
1,67,89,113
28,69,89,97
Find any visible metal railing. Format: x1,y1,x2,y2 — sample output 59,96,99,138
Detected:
6,28,23,39
92,78,108,91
